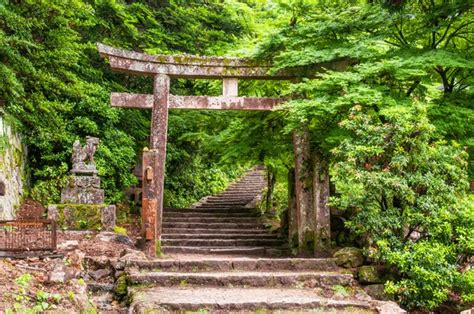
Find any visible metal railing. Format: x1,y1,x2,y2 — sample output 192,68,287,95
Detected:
0,219,57,251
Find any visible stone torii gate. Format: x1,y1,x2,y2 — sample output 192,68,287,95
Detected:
97,43,348,257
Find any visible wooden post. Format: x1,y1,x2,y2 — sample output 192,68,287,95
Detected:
312,152,331,255
292,126,314,254
142,74,170,257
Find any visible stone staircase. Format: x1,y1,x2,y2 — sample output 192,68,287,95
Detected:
121,167,404,313
125,257,401,313
161,167,288,255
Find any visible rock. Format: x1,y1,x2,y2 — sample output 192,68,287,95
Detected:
376,301,406,313
119,248,147,261
358,265,382,284
101,205,116,231
58,240,80,251
114,234,134,246
48,266,67,283
364,284,389,301
68,249,85,270
70,279,92,310
95,232,134,246
334,247,364,268
84,255,112,271
89,268,111,280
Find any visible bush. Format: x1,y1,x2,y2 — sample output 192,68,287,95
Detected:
331,104,472,310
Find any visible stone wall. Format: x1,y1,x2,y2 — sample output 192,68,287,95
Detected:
0,112,27,219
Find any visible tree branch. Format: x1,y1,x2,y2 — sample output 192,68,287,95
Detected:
443,20,474,48
434,18,456,48
406,80,420,97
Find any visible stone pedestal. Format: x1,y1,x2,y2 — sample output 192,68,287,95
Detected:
48,204,116,231
49,137,115,230
61,175,104,205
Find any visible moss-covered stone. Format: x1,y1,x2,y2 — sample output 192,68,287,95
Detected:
0,113,27,220
54,204,106,230
155,239,162,257
364,284,390,301
114,274,129,299
358,265,383,284
334,247,364,268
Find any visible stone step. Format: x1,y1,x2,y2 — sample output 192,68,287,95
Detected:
126,258,339,272
213,191,258,199
226,185,264,188
162,239,285,247
163,212,259,218
221,187,262,191
164,207,255,214
206,195,254,202
196,204,247,209
162,228,272,235
162,222,266,229
218,189,260,196
128,271,355,288
162,246,287,256
129,287,378,313
203,200,253,205
162,233,279,240
163,217,262,224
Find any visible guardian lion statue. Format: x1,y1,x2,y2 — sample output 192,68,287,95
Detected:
71,136,99,168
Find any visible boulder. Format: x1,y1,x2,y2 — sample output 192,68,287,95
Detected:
89,268,111,280
364,284,389,300
119,248,147,261
334,247,364,268
58,240,79,251
358,265,383,284
68,249,85,270
376,302,407,314
48,265,67,283
95,231,134,246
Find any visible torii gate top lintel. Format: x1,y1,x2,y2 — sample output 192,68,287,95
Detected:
97,43,282,79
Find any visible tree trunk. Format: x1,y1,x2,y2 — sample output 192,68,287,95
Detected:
266,168,276,215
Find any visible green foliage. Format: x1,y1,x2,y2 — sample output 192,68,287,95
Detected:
254,3,473,309
113,225,127,235
0,0,252,206
255,0,474,177
331,105,471,310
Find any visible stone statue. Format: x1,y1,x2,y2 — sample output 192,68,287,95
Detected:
71,136,99,174
62,136,104,204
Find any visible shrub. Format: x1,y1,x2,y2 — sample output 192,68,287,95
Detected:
332,104,472,310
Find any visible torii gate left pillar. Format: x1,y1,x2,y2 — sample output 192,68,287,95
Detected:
142,74,169,256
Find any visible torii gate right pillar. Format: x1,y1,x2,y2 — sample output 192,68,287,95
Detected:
291,126,331,256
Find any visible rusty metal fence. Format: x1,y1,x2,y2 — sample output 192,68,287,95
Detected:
0,220,57,251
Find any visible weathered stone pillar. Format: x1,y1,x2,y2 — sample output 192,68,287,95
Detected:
312,151,331,253
292,126,314,253
142,149,159,257
141,74,170,257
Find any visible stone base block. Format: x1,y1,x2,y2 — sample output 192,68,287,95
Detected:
61,187,104,205
48,204,116,231
71,176,100,189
